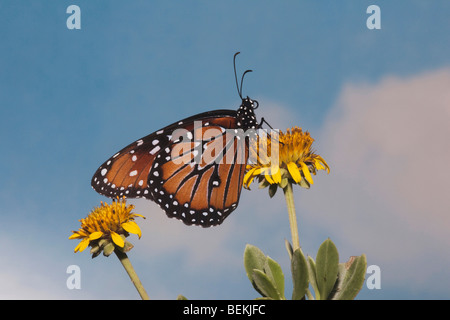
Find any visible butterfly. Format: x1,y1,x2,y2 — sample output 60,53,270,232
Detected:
91,52,265,227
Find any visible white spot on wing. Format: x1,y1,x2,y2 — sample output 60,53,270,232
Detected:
149,145,160,155
129,170,138,177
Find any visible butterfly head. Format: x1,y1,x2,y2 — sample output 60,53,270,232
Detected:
233,53,260,130
237,96,259,129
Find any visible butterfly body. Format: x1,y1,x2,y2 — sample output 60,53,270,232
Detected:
92,97,260,227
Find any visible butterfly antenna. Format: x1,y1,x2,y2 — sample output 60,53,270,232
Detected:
233,52,243,99
240,69,253,98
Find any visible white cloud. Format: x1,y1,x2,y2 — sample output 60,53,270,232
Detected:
299,68,450,295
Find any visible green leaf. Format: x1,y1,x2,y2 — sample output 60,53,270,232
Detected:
117,239,134,253
244,244,267,296
259,178,270,189
264,257,285,299
298,177,310,189
279,177,289,189
307,256,319,299
268,184,278,198
252,269,282,300
244,245,267,278
98,238,108,248
285,239,293,261
90,244,100,255
315,239,339,299
328,262,347,300
291,249,309,300
103,242,115,257
329,254,367,300
177,294,188,300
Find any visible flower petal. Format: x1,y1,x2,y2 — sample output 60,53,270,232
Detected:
316,156,330,173
69,233,83,240
122,221,142,238
130,213,146,219
314,158,325,171
264,172,275,184
89,231,103,240
270,166,282,184
300,162,314,185
74,238,90,253
110,231,124,247
287,162,302,184
246,167,262,179
243,170,255,188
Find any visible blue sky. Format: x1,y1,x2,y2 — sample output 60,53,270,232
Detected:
1,1,450,299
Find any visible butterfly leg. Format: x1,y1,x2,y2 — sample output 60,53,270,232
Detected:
259,117,274,130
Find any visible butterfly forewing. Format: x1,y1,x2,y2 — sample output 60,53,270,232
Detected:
148,120,249,227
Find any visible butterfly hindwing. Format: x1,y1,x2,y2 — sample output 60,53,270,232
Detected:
91,130,171,199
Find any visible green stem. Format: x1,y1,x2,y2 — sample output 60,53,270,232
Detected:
115,250,150,300
283,181,301,253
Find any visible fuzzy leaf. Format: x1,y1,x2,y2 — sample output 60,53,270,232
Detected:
268,184,278,198
291,249,309,300
285,239,293,260
307,256,319,299
90,245,100,255
259,178,270,189
98,238,108,248
117,239,134,253
264,257,285,299
315,239,339,299
244,244,267,295
329,255,367,300
299,177,310,189
252,269,282,300
279,177,289,189
103,242,115,257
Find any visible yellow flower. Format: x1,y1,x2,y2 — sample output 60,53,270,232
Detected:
244,127,330,193
69,197,145,257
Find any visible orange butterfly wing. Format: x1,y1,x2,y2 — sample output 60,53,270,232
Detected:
91,110,251,227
